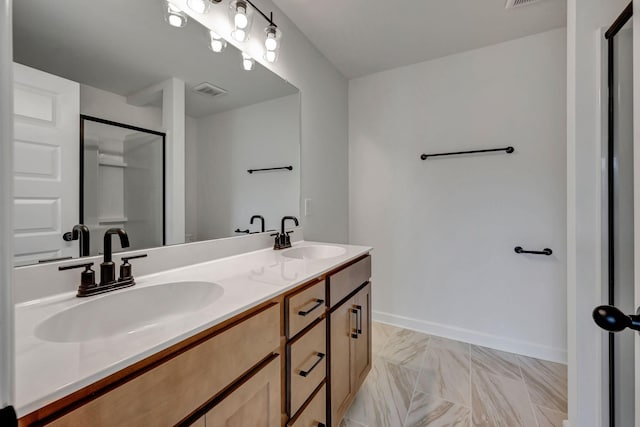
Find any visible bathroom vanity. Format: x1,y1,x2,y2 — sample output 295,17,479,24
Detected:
15,242,372,427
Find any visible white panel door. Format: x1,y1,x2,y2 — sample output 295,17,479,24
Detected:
13,63,79,266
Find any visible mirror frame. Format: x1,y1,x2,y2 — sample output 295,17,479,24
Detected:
79,115,167,246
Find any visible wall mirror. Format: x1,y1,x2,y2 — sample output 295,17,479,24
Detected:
12,0,301,266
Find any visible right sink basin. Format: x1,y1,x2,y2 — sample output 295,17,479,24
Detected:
281,245,347,260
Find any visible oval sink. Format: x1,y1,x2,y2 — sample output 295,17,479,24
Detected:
35,281,224,343
282,245,347,260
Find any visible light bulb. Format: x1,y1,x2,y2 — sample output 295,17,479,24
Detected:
265,33,277,51
169,14,183,27
187,0,209,14
232,29,246,42
265,50,277,63
235,6,248,29
164,1,187,27
211,40,223,52
209,30,226,53
242,52,254,71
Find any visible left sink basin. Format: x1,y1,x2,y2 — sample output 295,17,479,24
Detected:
35,281,224,343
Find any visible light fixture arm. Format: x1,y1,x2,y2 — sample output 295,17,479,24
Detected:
244,0,277,27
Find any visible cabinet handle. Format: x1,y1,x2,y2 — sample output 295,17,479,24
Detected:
355,304,363,335
299,352,325,377
351,308,359,339
298,298,325,317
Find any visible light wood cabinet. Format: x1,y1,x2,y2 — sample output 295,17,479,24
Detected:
204,356,281,427
353,283,371,390
20,254,372,427
288,319,327,416
286,279,326,339
287,383,326,427
329,282,372,426
44,304,280,427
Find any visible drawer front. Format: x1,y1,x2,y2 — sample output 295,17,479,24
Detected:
288,319,327,417
287,383,326,427
45,303,281,427
205,355,281,427
328,255,371,308
286,279,326,339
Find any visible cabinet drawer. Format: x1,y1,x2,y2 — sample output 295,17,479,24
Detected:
288,319,327,417
286,279,325,339
287,383,326,427
205,355,281,427
328,255,371,307
45,303,281,427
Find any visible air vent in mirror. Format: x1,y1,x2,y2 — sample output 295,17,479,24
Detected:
193,82,228,98
505,0,543,8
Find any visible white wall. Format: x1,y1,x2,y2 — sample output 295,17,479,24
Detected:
349,29,567,362
174,0,349,243
192,94,300,240
185,115,199,242
566,0,631,425
80,84,163,131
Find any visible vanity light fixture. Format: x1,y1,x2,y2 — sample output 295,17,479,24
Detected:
242,52,255,71
264,24,281,63
230,0,252,42
164,0,188,27
209,30,227,53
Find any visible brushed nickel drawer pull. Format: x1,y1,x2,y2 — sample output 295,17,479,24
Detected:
298,299,324,317
299,352,325,377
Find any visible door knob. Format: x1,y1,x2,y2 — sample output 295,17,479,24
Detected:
592,305,640,332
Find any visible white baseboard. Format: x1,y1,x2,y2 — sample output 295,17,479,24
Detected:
562,421,570,427
373,310,567,364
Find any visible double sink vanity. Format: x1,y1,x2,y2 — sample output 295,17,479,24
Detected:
15,240,373,427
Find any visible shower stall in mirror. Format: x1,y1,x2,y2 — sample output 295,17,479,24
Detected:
604,4,633,426
80,116,165,256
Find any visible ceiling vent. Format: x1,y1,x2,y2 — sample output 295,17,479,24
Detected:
505,0,542,9
193,82,228,98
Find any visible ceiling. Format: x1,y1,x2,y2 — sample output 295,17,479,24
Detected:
272,0,567,79
13,0,298,118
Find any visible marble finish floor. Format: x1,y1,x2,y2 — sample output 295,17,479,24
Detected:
341,322,567,427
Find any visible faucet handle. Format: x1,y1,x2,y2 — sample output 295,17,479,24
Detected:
119,254,147,282
58,261,94,271
59,262,96,294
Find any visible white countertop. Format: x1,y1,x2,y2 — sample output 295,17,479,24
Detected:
15,241,371,417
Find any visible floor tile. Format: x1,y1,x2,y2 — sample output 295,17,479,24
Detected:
429,336,470,354
518,356,567,413
339,418,367,427
345,357,418,427
533,405,567,427
378,328,430,370
471,345,522,380
416,347,471,406
372,321,402,354
471,369,537,427
405,391,471,427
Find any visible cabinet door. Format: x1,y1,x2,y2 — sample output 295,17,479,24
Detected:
353,283,371,390
205,356,281,427
329,297,357,424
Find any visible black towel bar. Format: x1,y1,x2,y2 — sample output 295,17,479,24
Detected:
514,246,552,256
420,146,514,160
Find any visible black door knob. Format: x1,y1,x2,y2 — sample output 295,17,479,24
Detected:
593,305,640,332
